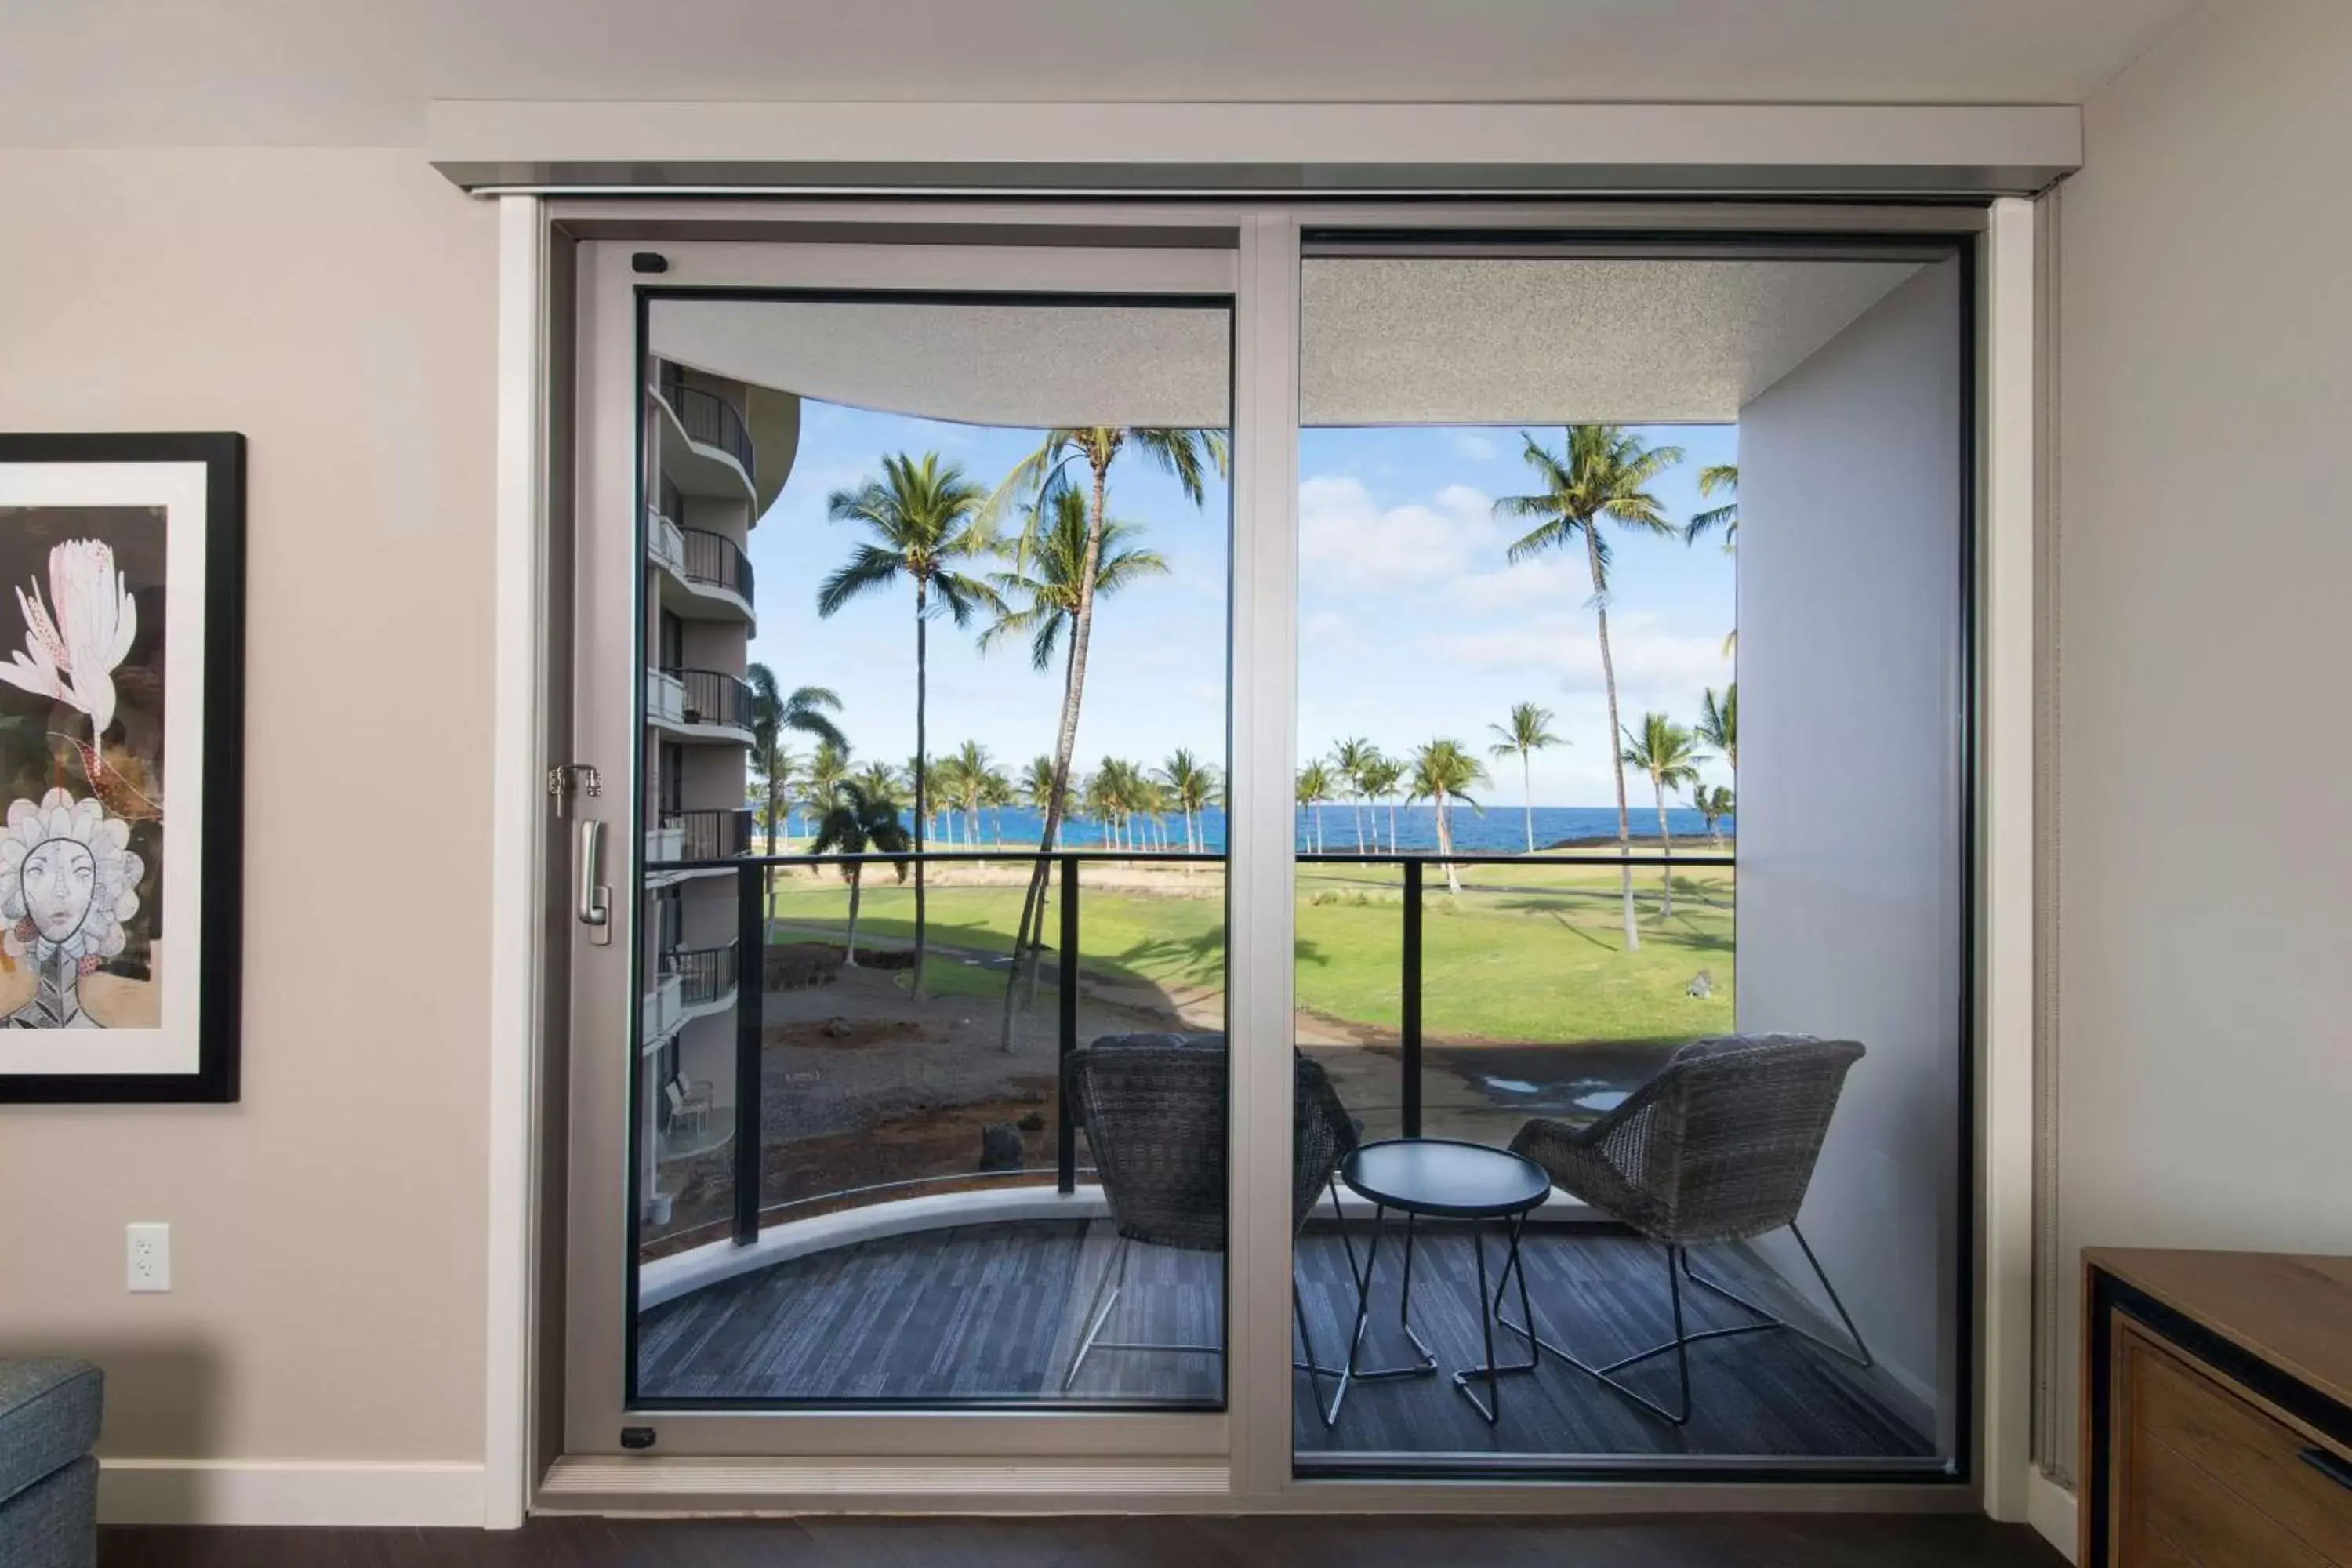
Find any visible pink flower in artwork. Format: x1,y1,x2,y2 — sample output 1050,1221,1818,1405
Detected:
0,539,138,742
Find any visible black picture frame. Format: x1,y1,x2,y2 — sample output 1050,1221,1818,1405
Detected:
0,433,244,1103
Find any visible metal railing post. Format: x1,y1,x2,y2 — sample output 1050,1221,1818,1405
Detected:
731,862,764,1247
1402,857,1423,1139
1057,855,1080,1196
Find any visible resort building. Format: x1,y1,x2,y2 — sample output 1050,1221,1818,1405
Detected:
636,358,794,1230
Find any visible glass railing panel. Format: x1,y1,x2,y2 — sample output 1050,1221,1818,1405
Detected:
1294,854,1407,1145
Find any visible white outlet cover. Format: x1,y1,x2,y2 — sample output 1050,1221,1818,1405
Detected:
126,1221,170,1293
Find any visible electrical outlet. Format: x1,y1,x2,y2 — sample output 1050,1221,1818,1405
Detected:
126,1222,170,1293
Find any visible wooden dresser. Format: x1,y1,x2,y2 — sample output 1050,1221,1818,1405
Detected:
2085,1249,2352,1566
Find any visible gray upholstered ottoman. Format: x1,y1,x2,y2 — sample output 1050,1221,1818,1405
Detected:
0,1360,102,1568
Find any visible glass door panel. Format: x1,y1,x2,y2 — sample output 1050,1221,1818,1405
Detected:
568,245,1238,1444
1290,245,1966,1477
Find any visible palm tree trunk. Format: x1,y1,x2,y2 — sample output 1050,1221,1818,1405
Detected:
1653,777,1675,917
1521,751,1534,853
1388,799,1398,854
1587,524,1639,952
912,586,929,999
999,455,1110,1053
1436,790,1462,895
843,867,864,966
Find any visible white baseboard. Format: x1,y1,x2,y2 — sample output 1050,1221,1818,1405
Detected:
2027,1468,2078,1563
98,1459,488,1527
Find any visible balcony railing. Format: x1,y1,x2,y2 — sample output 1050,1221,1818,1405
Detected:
666,667,752,732
645,668,687,727
667,808,752,861
647,510,687,574
676,527,755,603
667,939,739,1010
656,361,756,484
640,846,1731,1254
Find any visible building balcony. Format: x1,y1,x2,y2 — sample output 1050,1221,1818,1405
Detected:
641,969,684,1049
665,940,739,1024
652,360,757,503
647,667,753,746
646,808,753,889
647,514,756,628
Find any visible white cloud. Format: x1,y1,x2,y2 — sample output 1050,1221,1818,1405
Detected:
1450,433,1497,463
1298,475,1496,593
1419,608,1732,699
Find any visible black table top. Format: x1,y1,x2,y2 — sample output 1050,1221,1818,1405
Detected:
1340,1138,1552,1220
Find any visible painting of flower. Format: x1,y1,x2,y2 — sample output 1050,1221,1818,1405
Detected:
0,432,242,1101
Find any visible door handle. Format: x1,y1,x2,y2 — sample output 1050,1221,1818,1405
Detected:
578,819,612,946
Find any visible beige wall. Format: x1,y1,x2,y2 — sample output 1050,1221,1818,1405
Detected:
2051,0,2352,1472
0,150,497,1467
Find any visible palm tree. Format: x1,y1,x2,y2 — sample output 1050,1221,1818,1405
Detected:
1296,761,1334,854
978,766,1014,846
1486,702,1563,855
1019,753,1063,822
1158,748,1217,855
818,452,999,1000
806,740,851,812
986,424,1225,1049
1409,739,1488,895
1330,737,1377,853
1495,426,1685,950
1619,712,1710,918
1685,463,1738,549
1361,754,1406,853
1697,683,1737,775
743,665,844,937
853,760,906,808
1690,782,1735,849
928,750,975,849
1685,465,1739,653
809,779,911,968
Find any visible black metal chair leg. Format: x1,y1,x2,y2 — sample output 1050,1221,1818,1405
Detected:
1677,1221,1875,1370
1494,1239,1703,1427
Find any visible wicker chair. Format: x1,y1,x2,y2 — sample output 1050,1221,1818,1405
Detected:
1060,1033,1359,1394
1501,1033,1873,1425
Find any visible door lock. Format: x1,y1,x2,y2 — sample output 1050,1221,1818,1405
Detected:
546,763,604,818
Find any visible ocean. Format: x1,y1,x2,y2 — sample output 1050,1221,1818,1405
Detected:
784,803,1733,856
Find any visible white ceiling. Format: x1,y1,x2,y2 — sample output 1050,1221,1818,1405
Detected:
651,257,1929,429
0,0,2201,148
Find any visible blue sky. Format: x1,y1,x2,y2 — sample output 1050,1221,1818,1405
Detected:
746,407,1736,808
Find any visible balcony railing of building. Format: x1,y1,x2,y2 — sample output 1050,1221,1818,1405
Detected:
676,528,755,603
639,846,1730,1256
667,939,739,1010
666,667,752,732
669,808,753,861
655,361,756,484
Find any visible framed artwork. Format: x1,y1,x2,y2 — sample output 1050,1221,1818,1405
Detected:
0,434,244,1102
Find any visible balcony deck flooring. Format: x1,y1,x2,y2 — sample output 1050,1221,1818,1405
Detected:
638,1218,1935,1463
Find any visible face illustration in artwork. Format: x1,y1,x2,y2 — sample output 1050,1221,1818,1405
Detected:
21,838,96,944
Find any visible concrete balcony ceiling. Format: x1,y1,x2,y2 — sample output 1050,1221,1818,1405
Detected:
648,258,1925,431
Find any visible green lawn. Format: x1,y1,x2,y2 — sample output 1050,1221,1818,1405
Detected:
763,855,1733,1046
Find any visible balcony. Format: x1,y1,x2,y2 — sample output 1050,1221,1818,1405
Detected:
667,938,739,1018
648,517,756,626
629,850,1933,1468
641,969,684,1050
652,360,757,502
648,667,752,745
647,809,752,888
645,668,686,728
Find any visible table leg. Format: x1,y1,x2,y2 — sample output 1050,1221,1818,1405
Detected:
1453,1212,1539,1425
1316,1199,1440,1428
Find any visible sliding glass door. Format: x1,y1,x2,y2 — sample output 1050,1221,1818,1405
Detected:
556,214,1980,1494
